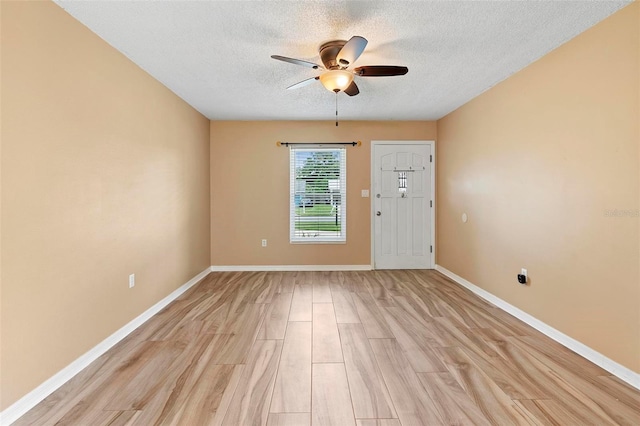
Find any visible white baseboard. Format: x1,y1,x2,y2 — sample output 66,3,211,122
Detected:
435,264,640,391
210,264,372,272
0,267,211,426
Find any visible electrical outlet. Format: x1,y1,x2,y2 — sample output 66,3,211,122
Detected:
129,274,135,288
518,268,528,285
261,239,267,247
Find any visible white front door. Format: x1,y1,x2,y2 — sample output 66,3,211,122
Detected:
373,143,433,269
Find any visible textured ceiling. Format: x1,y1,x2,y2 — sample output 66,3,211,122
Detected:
53,1,630,121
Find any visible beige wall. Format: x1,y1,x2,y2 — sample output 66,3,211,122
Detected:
437,3,639,372
1,1,211,409
210,121,436,266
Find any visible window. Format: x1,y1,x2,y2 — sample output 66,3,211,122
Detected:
290,146,346,243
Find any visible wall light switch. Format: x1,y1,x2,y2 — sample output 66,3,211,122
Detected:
261,239,267,247
361,189,370,198
129,274,135,288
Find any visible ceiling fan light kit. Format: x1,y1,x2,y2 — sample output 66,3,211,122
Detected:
319,70,354,92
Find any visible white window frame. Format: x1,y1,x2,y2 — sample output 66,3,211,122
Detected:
289,146,347,244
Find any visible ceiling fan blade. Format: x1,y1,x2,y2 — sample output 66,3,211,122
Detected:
336,36,368,68
286,76,320,90
344,81,359,96
355,65,408,77
271,55,323,69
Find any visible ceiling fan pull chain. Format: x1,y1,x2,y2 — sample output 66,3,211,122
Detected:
335,91,339,127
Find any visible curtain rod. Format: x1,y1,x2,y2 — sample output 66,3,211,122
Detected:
276,141,361,147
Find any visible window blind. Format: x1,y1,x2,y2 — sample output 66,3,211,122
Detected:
290,147,346,243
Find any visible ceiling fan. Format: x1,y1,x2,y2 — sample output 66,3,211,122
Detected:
271,36,408,96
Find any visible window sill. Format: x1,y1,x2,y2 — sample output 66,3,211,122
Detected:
290,240,346,245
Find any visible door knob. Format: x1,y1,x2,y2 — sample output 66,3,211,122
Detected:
376,211,382,216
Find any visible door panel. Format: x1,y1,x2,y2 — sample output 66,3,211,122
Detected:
380,196,393,255
373,144,432,269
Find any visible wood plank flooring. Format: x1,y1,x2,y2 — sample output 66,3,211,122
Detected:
15,270,640,426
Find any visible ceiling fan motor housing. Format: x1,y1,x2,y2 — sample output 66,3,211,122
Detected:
319,40,347,69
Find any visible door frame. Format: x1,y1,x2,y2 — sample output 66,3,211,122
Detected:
370,140,436,269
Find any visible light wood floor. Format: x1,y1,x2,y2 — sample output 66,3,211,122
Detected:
16,270,640,425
